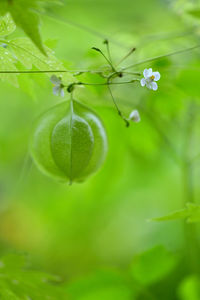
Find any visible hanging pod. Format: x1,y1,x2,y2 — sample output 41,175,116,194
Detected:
30,100,108,183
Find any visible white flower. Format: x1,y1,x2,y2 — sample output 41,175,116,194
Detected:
129,109,140,123
140,68,160,91
50,75,65,97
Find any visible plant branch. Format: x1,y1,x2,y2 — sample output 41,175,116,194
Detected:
103,39,113,66
71,79,139,87
106,73,130,127
117,47,136,66
0,70,68,74
92,47,117,72
122,45,200,70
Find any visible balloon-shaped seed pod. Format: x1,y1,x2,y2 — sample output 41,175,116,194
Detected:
30,100,108,183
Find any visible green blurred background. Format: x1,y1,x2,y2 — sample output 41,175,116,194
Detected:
1,0,200,298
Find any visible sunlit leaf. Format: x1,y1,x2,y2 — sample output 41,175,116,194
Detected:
0,13,16,37
11,5,45,55
0,46,18,87
0,254,67,300
0,36,75,89
0,0,62,54
151,203,200,223
8,37,75,85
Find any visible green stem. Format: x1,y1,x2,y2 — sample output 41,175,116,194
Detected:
182,102,200,274
0,70,68,74
117,47,136,66
104,39,113,66
72,79,139,87
92,47,117,72
0,69,141,76
123,44,200,70
106,73,130,127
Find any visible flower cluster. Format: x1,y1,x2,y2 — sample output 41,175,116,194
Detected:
50,67,161,126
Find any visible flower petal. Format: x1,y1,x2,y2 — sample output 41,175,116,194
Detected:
60,87,65,97
146,82,153,90
143,69,148,78
153,72,160,81
50,75,61,85
140,78,146,87
151,82,158,91
144,68,152,78
53,85,60,96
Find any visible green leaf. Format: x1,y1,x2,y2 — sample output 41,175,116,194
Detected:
0,13,16,36
0,0,62,54
151,203,200,223
66,270,133,300
130,246,177,286
0,289,20,300
44,38,58,50
8,37,75,85
0,254,27,271
0,36,75,89
187,9,200,19
0,46,18,87
18,74,37,100
0,254,67,300
11,5,46,55
178,276,200,300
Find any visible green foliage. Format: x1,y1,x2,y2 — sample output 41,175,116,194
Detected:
66,270,133,300
0,254,67,300
0,19,75,87
0,13,16,36
151,203,200,223
173,0,200,28
0,46,18,87
0,0,200,299
30,100,108,183
187,9,200,18
130,246,177,286
0,0,62,54
178,276,200,300
9,37,74,82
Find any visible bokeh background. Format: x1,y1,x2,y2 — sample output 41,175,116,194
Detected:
1,0,200,298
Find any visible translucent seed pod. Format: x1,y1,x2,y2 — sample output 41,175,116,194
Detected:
30,100,108,183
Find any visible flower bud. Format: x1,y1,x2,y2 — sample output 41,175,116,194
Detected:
129,110,141,123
